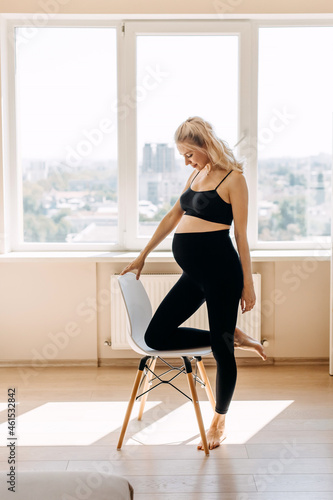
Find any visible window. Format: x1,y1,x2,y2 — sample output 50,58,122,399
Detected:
123,21,249,249
2,19,332,253
14,26,118,248
257,26,333,247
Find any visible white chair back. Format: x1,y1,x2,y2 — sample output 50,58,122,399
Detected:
117,273,154,354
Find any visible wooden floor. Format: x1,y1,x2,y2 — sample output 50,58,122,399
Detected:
0,362,333,499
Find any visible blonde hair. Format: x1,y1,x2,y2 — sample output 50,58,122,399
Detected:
174,116,244,173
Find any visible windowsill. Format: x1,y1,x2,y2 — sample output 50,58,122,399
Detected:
0,249,330,262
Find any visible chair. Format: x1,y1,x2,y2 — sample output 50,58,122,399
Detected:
116,272,216,456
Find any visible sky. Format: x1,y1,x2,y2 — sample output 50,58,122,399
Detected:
15,25,333,164
257,26,333,160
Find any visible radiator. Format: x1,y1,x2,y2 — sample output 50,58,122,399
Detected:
110,273,261,350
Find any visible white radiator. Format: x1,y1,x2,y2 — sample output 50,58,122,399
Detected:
110,273,261,350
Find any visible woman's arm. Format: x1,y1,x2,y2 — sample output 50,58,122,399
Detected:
140,199,184,259
229,171,256,313
120,171,195,279
120,201,184,279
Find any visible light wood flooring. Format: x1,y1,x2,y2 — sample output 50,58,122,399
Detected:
0,362,333,499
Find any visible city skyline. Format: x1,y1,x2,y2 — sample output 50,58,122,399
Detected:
22,149,332,243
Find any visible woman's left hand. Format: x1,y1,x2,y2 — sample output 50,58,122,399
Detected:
241,283,256,313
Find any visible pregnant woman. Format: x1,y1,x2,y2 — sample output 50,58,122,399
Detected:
121,116,265,450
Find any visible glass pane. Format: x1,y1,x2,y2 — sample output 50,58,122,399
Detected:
258,27,333,243
136,34,239,237
16,28,118,244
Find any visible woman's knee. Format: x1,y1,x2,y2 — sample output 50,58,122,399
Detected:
144,327,157,349
144,324,165,350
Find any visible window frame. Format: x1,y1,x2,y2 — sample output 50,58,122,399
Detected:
252,19,333,251
123,20,252,250
0,17,332,253
4,18,124,252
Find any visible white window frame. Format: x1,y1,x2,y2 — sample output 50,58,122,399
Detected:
0,17,332,253
123,20,252,251
2,17,125,252
252,19,333,251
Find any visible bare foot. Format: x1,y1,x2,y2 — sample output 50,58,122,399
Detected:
234,327,267,361
197,427,226,450
197,412,226,451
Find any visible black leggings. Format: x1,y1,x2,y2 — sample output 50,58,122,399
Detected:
144,229,244,414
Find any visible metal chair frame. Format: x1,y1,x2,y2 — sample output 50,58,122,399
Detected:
137,355,207,401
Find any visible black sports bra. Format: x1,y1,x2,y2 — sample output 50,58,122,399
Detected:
179,170,233,225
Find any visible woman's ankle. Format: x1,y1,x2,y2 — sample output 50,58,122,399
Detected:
211,411,226,429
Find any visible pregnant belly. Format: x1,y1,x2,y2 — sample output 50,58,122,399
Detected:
175,214,231,233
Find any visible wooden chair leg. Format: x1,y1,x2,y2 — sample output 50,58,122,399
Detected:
117,356,151,450
196,359,216,411
183,357,209,456
138,357,157,421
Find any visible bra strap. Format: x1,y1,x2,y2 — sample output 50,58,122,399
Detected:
190,170,200,186
215,170,232,190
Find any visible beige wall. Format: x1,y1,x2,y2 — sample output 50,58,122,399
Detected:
0,0,333,15
0,259,329,365
274,261,330,358
0,262,98,365
257,261,330,360
0,1,331,366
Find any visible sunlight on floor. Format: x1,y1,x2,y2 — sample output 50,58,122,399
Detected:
0,401,161,446
0,399,293,447
126,400,294,446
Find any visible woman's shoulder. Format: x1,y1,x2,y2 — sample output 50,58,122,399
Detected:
228,169,245,184
228,169,248,194
229,168,243,177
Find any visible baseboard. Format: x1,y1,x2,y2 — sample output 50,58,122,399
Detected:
99,356,329,368
273,357,329,366
99,357,148,367
236,357,274,366
0,357,328,368
0,359,98,367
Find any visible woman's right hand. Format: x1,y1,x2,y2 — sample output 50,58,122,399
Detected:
119,254,146,280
